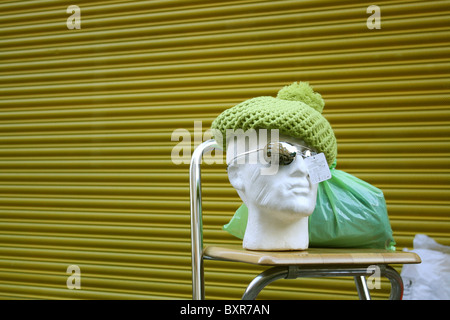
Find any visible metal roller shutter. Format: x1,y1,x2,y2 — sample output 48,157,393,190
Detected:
0,0,448,300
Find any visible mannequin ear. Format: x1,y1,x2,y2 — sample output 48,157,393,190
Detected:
227,165,245,191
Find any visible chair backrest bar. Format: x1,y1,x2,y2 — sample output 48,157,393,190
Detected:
189,139,221,300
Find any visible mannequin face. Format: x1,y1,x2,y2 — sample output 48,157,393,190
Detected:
227,132,318,222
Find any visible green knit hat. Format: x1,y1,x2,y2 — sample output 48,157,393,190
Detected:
211,82,337,166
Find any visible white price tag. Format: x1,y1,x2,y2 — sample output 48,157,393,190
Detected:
304,153,332,184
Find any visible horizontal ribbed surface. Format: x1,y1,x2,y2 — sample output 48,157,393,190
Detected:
0,0,449,299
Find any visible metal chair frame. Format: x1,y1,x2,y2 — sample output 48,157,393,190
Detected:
190,139,404,300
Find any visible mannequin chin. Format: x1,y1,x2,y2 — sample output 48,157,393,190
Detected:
226,131,318,251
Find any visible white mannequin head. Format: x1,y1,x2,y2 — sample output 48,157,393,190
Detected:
226,129,318,250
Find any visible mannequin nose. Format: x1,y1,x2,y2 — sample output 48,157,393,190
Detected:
289,155,309,177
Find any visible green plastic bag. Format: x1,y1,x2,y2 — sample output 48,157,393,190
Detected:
223,164,396,250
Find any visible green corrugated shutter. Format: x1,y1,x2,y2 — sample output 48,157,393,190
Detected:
0,0,448,300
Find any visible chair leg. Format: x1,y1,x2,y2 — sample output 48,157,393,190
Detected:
383,266,404,300
241,265,403,300
241,266,288,300
354,275,371,300
354,266,403,300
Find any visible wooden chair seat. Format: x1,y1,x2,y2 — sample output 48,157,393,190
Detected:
204,245,421,266
204,245,421,300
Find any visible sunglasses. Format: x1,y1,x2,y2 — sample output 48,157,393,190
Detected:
227,141,317,167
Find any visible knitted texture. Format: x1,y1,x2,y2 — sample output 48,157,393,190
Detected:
211,82,337,165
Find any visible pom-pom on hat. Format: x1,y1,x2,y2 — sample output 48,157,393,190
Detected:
211,82,337,166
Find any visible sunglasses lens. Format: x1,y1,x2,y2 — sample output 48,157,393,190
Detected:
264,142,297,165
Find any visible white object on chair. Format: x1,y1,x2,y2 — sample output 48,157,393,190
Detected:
226,131,318,251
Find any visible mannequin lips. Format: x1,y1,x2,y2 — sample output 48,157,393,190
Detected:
289,183,310,194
